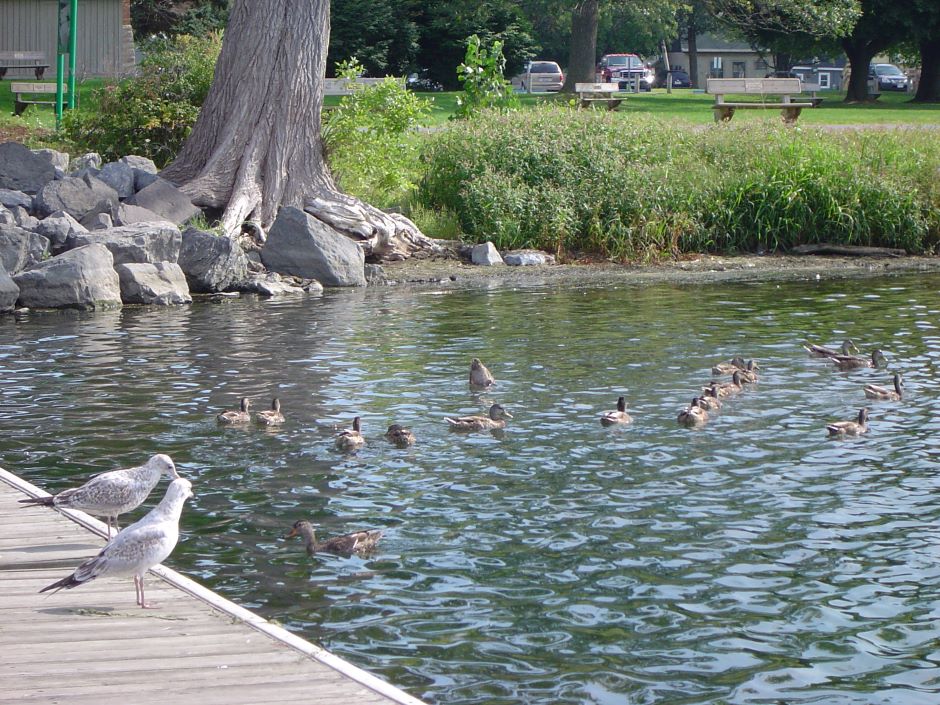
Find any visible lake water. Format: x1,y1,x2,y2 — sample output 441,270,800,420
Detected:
3,273,940,705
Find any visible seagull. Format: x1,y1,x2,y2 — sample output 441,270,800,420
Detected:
18,454,181,538
40,478,194,609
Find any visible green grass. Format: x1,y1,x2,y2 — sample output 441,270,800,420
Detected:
0,78,108,147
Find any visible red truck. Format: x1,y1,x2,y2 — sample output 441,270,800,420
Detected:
596,53,656,91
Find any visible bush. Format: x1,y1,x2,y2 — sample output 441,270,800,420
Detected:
418,106,940,259
453,34,519,120
61,33,221,167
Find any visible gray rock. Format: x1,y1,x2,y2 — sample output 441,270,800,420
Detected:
0,224,32,274
262,206,366,287
0,142,56,194
112,203,172,227
118,155,158,191
125,178,200,225
13,243,121,310
240,272,306,297
0,188,33,210
97,161,136,199
27,232,50,266
32,148,70,172
70,222,182,265
178,226,249,293
364,263,388,285
503,250,556,266
115,262,192,305
0,206,14,226
35,211,87,250
70,153,102,173
0,267,18,312
12,206,39,231
34,173,120,220
81,212,114,231
470,242,504,266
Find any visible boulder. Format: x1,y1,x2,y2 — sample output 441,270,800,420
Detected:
178,226,249,293
0,206,14,226
0,224,32,274
97,161,136,199
112,202,172,227
32,148,70,173
470,242,504,266
0,268,18,312
0,142,56,194
34,173,120,220
13,243,121,310
115,262,192,305
125,178,200,225
0,188,33,211
70,153,102,173
81,212,114,231
35,211,87,250
364,263,389,285
70,222,182,265
503,250,556,266
240,272,306,297
12,207,40,231
118,155,158,191
262,206,366,287
26,232,50,267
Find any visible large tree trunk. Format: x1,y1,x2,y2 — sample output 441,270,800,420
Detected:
687,26,699,88
161,0,438,260
841,38,882,102
914,37,940,103
561,0,599,92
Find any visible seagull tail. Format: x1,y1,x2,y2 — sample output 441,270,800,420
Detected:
18,496,55,507
39,573,82,595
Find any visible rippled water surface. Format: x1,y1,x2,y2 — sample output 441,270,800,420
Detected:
4,274,940,704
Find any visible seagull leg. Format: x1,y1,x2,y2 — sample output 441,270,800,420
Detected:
137,575,156,609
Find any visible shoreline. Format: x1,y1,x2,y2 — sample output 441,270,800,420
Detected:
378,252,940,291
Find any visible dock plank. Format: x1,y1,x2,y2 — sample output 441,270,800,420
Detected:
0,469,425,705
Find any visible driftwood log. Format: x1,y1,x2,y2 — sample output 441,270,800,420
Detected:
791,244,907,258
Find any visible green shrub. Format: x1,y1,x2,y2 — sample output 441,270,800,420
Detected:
61,33,221,166
453,35,519,120
418,106,940,259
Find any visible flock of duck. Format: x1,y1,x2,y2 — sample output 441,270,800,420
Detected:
24,344,897,609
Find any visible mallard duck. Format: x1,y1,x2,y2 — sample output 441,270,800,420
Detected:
712,356,747,375
384,423,416,447
445,403,512,431
469,357,496,388
804,339,858,358
831,349,887,371
738,360,760,384
217,397,251,424
826,408,869,437
864,373,903,401
703,371,744,398
254,398,285,426
697,386,723,411
334,416,365,451
286,520,383,556
600,396,633,426
678,398,708,427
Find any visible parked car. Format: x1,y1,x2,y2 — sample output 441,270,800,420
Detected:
869,63,909,91
406,71,443,92
514,60,564,92
596,53,655,90
667,69,691,88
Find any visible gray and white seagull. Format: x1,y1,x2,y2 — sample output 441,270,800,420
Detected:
40,477,194,609
18,454,181,538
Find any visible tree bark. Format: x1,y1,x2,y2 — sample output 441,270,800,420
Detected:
914,37,940,103
160,0,439,260
561,0,599,92
687,26,699,88
841,38,883,102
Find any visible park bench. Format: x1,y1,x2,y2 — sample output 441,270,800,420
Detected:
706,77,814,124
10,82,64,116
0,51,49,80
323,77,405,95
575,82,622,110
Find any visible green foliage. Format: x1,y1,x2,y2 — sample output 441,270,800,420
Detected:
328,0,419,78
453,35,519,120
131,0,228,37
323,59,432,207
61,33,221,167
418,105,940,259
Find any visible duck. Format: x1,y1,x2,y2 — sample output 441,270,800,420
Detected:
711,356,747,375
384,423,416,447
678,398,709,427
334,416,365,451
469,358,496,388
286,520,383,556
826,408,869,437
703,371,744,398
217,397,251,424
697,386,723,411
254,398,285,426
864,373,903,401
830,349,887,371
445,403,512,431
600,396,633,426
738,360,760,384
804,339,858,358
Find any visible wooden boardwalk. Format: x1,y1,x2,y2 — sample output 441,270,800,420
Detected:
0,468,425,705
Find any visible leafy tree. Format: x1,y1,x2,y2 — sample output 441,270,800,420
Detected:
328,0,420,77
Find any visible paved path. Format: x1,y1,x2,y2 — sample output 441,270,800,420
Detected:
0,467,425,705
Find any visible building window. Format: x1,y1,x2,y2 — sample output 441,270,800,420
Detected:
732,61,746,78
819,72,830,89
710,56,723,78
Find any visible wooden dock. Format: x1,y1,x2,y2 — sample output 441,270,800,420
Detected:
0,467,425,705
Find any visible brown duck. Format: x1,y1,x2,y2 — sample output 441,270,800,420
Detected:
286,520,383,556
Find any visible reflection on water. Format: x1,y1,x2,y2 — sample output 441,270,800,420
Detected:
4,275,940,704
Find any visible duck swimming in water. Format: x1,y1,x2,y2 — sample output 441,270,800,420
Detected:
600,396,633,426
831,349,887,371
217,397,251,425
286,520,383,556
335,416,365,451
826,408,869,437
254,398,285,426
384,424,416,447
864,373,903,401
804,339,858,358
469,358,496,388
445,403,512,431
678,398,709,427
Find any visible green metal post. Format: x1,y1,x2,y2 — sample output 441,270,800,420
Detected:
67,0,78,109
55,53,65,128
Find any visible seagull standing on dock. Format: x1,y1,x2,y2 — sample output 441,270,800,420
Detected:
18,454,181,538
39,478,194,609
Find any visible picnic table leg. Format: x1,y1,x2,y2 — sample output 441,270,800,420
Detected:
14,98,27,117
781,106,802,125
713,106,735,122
34,66,45,80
